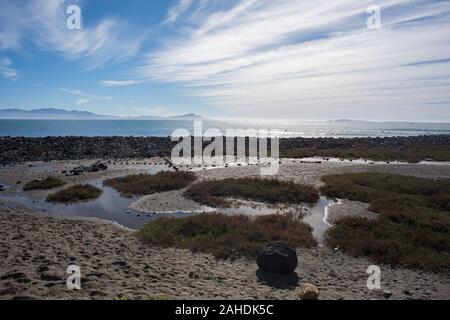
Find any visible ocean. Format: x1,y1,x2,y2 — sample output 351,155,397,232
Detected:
0,119,449,138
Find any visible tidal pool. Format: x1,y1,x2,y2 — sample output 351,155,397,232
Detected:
1,179,338,241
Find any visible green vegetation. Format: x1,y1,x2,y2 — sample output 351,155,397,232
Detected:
23,176,66,191
321,173,450,272
184,178,319,207
148,294,168,301
47,184,102,203
280,145,450,163
137,213,316,260
104,171,196,197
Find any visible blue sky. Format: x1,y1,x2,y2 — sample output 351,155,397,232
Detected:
0,0,449,121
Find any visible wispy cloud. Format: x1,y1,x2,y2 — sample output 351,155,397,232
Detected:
100,79,143,87
0,0,145,70
0,57,18,80
164,0,194,24
60,88,112,105
127,106,178,117
139,0,450,119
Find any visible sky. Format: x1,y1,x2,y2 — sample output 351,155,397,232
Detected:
0,0,449,121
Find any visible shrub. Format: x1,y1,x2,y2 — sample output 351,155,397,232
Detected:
321,173,450,272
280,145,450,163
184,178,319,207
23,176,66,191
137,213,317,260
104,171,196,197
47,184,102,203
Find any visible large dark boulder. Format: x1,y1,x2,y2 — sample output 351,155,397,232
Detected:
256,242,298,274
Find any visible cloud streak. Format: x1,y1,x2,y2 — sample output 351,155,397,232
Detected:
0,0,145,70
0,57,18,80
100,80,143,87
60,88,112,105
138,0,450,120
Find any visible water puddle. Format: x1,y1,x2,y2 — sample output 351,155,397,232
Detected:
0,180,195,229
289,157,450,166
218,196,338,242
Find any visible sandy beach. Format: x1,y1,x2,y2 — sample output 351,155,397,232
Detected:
1,158,449,300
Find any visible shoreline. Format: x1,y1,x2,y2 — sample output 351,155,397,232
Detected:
1,135,449,165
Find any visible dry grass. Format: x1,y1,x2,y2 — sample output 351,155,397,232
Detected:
137,213,316,260
104,171,196,197
321,173,450,272
184,177,319,207
47,184,102,203
23,176,66,191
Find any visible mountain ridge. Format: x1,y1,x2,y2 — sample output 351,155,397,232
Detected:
0,108,203,120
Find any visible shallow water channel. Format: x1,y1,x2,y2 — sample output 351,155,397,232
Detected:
0,177,337,242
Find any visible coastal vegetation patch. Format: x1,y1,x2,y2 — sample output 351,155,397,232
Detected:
280,145,450,163
47,184,102,203
184,178,319,207
137,213,316,260
321,173,450,272
104,171,196,197
23,176,66,191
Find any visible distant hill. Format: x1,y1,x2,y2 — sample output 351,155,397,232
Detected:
0,108,203,120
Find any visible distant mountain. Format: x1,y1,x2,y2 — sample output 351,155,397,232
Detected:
0,108,116,120
170,113,203,120
0,108,203,120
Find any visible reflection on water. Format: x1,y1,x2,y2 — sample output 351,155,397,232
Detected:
219,196,336,242
0,180,194,229
1,178,337,241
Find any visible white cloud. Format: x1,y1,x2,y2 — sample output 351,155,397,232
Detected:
0,0,144,69
60,88,112,105
139,0,450,120
164,0,194,24
0,57,18,80
100,79,143,87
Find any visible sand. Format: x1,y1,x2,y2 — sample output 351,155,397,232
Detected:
1,158,450,300
1,209,449,300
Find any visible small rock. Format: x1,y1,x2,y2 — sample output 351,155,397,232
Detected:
298,283,320,300
383,290,393,299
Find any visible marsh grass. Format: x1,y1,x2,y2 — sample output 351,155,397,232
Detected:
47,184,102,203
137,213,316,260
23,176,66,191
104,171,196,197
184,177,319,207
281,145,450,163
321,173,450,272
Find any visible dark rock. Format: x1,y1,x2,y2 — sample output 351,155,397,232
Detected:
383,290,393,299
256,242,298,274
0,136,449,165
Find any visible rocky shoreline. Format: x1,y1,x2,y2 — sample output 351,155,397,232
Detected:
1,135,449,165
